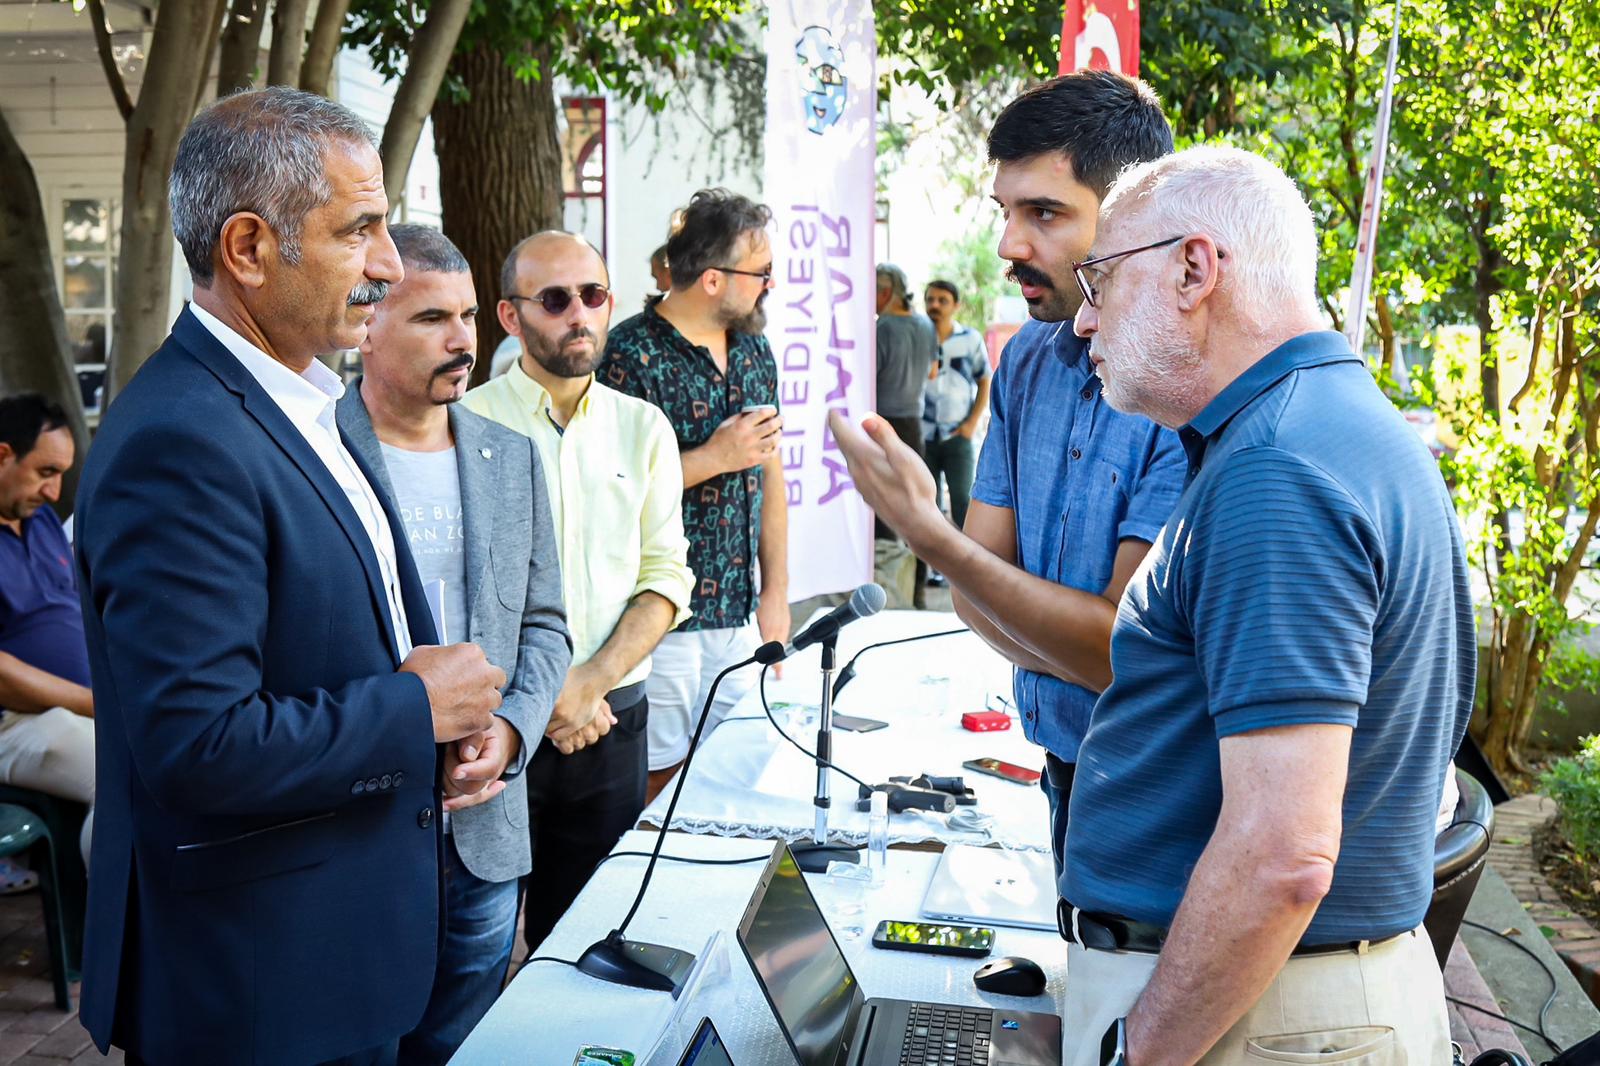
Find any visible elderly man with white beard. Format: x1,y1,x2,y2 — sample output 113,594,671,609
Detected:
1064,146,1472,1064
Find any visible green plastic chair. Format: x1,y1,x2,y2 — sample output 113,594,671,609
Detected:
0,803,72,1010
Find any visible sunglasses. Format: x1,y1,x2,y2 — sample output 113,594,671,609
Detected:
506,283,610,315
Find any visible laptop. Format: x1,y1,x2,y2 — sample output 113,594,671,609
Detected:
675,1017,735,1066
920,846,1058,933
736,843,1061,1066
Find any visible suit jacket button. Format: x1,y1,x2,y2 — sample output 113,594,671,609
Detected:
380,774,393,790
351,780,365,795
394,771,405,787
418,807,434,828
366,777,380,792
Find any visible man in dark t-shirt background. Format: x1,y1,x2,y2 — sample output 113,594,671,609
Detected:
0,393,95,863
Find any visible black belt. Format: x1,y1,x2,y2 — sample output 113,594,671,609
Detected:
1057,899,1404,958
608,680,647,713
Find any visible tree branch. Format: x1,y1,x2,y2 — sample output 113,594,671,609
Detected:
299,0,353,97
86,0,135,121
217,0,269,96
267,0,314,86
378,0,474,203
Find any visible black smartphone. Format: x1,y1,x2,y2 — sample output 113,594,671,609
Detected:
871,920,995,958
962,757,1043,786
833,713,888,733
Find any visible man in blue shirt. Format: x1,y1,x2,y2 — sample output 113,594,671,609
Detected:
1061,147,1469,1064
0,393,95,863
830,71,1183,875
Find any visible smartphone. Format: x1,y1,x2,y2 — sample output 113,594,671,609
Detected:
962,757,1042,787
833,713,888,733
741,403,778,417
872,919,995,958
574,1049,637,1066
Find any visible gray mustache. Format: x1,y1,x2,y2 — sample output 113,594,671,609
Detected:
349,280,390,306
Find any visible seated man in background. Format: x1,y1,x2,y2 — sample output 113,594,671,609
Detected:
464,231,693,952
337,224,572,1065
0,393,94,863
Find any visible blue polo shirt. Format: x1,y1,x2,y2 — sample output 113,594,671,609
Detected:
971,319,1184,762
0,506,91,689
1064,331,1476,943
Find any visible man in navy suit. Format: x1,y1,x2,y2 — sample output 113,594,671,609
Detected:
73,87,507,1065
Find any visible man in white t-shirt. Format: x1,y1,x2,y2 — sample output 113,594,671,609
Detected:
337,224,572,1066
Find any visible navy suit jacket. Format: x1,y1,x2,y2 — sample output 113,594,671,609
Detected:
74,308,444,1064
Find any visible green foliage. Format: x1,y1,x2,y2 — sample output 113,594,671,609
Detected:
929,221,1007,339
1542,735,1600,861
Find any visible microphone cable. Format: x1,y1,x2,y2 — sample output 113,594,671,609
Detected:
832,627,970,700
758,663,871,791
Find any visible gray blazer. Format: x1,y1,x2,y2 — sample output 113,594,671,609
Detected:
337,383,572,883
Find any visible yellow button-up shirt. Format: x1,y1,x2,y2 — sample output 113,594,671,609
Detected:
463,361,693,686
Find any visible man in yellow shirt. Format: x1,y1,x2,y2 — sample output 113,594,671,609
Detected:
463,231,694,951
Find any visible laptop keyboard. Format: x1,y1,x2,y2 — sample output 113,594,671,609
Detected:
900,1004,992,1065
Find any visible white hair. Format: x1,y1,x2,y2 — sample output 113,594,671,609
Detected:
1100,145,1319,322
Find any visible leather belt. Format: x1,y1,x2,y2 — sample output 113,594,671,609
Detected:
1057,899,1403,957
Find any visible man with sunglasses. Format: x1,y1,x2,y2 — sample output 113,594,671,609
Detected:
830,72,1182,881
463,231,694,951
600,188,789,803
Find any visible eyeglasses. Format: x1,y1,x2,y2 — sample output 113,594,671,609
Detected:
1073,235,1218,309
714,266,774,284
506,283,610,315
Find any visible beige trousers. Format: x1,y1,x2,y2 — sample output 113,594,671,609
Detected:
1064,927,1451,1065
0,707,96,862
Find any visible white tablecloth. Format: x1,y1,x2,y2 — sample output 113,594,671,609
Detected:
639,611,1053,853
451,831,1070,1066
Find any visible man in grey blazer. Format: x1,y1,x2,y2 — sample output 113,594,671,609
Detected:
337,225,571,1065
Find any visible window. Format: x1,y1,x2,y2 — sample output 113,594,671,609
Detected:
59,196,119,413
561,96,606,257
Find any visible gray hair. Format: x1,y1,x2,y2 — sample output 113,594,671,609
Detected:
1100,145,1320,321
390,224,468,275
170,87,379,286
876,263,911,310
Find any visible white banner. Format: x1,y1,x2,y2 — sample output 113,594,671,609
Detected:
764,0,877,601
1344,8,1403,363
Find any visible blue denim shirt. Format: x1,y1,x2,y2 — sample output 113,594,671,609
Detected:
971,319,1185,762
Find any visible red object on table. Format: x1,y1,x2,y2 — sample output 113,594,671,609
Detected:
961,710,1011,732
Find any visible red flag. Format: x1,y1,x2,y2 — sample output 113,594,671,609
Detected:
1059,0,1140,76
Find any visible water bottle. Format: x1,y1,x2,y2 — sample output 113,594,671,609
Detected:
868,790,889,885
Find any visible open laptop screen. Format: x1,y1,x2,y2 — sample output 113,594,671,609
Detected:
737,845,864,1066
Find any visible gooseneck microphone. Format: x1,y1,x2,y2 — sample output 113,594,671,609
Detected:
765,583,888,663
575,639,783,994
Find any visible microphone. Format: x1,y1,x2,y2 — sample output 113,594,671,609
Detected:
574,639,784,994
766,583,887,663
831,626,969,700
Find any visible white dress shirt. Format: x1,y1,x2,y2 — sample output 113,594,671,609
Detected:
189,303,413,660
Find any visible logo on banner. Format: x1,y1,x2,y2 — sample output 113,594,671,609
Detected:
795,25,849,134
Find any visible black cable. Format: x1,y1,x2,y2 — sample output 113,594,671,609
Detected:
521,954,578,968
596,849,776,870
758,663,872,791
832,627,970,700
1458,917,1564,1053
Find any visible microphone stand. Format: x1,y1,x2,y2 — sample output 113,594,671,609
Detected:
575,642,782,994
790,635,862,873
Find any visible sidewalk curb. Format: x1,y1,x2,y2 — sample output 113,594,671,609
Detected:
1489,793,1600,1004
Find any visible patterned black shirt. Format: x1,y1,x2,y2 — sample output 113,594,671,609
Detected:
600,302,779,632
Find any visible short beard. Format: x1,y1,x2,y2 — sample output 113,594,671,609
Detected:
1093,287,1207,429
723,292,768,335
525,327,604,379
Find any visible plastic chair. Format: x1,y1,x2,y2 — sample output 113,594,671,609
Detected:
0,803,72,1009
0,786,87,975
1425,768,1495,971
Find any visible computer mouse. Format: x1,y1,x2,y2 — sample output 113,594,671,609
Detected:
972,955,1048,997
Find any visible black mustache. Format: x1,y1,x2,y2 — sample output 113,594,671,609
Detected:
433,353,474,377
349,280,391,305
1005,264,1053,289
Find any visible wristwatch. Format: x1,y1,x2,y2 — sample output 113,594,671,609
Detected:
1099,1016,1128,1066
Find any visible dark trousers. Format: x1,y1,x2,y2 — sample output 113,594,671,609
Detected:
925,433,977,531
128,1048,397,1066
1040,752,1077,889
521,692,649,952
876,415,927,542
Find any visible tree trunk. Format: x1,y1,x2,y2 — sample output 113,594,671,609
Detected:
297,0,352,97
108,0,228,397
432,42,564,387
267,0,313,86
378,0,474,201
0,111,89,511
217,0,269,96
